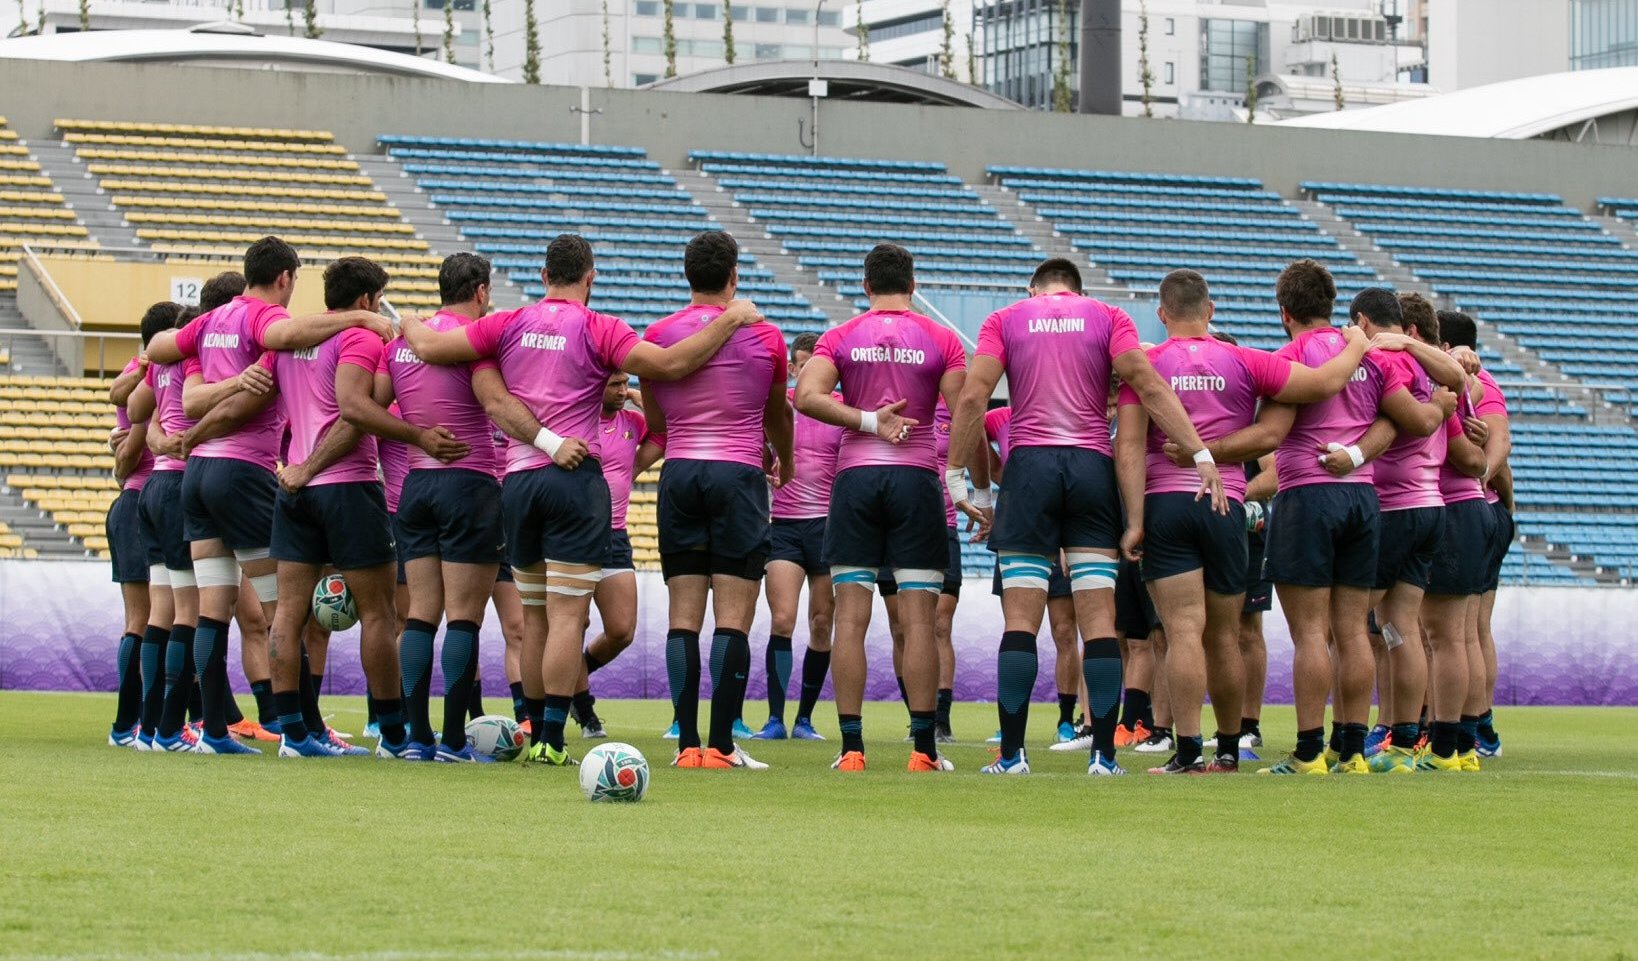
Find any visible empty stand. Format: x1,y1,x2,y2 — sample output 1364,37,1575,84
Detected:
0,115,97,296
0,374,122,559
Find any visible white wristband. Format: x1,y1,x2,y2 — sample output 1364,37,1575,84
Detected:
1192,448,1215,466
1344,444,1364,468
532,427,564,457
944,468,968,508
971,487,994,510
857,410,878,435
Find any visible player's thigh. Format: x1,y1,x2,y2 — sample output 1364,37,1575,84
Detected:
593,571,637,643
441,560,498,622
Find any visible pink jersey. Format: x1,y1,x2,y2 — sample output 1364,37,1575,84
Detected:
464,299,639,475
1116,337,1291,502
772,388,844,520
975,291,1142,456
812,309,966,473
488,423,508,480
984,406,1014,464
934,399,957,526
1371,351,1447,511
271,327,382,486
380,402,412,514
173,295,288,471
146,359,193,473
1273,328,1409,490
1473,369,1508,505
642,305,785,469
599,407,649,530
383,310,496,476
115,357,155,492
1439,413,1486,504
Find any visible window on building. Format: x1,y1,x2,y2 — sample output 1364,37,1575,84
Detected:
755,42,782,59
872,11,944,41
1570,0,1638,70
1165,17,1174,35
787,8,809,24
730,4,749,20
1200,18,1266,93
755,6,779,22
635,0,659,14
632,35,663,53
634,73,658,85
1164,61,1174,84
693,3,718,19
818,9,841,26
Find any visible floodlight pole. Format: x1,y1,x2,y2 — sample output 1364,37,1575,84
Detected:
570,86,603,145
811,0,826,156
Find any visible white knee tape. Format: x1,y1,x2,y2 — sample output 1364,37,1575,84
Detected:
829,565,878,588
891,568,943,594
168,568,196,589
193,555,241,589
1066,551,1119,592
233,547,271,565
514,577,549,607
148,564,171,587
545,567,604,598
249,572,279,603
998,551,1052,591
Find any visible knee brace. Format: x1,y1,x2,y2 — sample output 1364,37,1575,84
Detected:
249,572,279,603
148,564,171,587
829,565,878,589
193,555,241,590
167,568,196,589
1065,551,1119,592
890,569,943,594
997,552,1052,591
545,565,604,598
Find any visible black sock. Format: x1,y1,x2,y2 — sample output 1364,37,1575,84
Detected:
839,713,863,754
1328,721,1343,754
366,693,379,725
1213,732,1239,762
440,620,479,750
1083,638,1123,759
375,696,407,745
113,631,143,731
1458,714,1480,754
1477,709,1495,738
224,687,244,726
274,689,308,742
1431,720,1459,758
666,629,702,751
139,626,168,734
936,688,953,726
399,617,438,746
895,674,909,714
1176,734,1203,766
468,677,486,720
509,681,527,722
298,651,324,735
542,694,570,751
1240,716,1260,738
584,649,607,674
157,624,196,737
796,647,830,722
187,679,203,724
192,616,230,739
1295,727,1325,762
571,689,596,724
1119,687,1151,731
765,634,792,723
1341,722,1367,762
1391,722,1420,750
997,630,1037,760
524,696,547,746
910,710,937,760
249,677,275,724
708,629,751,755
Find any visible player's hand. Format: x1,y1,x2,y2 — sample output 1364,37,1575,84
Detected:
1341,325,1369,349
418,426,470,464
1120,526,1144,562
1450,346,1482,376
358,312,394,343
1161,441,1192,468
278,462,313,493
874,399,918,443
1463,415,1489,446
1194,459,1229,515
108,427,130,454
552,436,589,470
237,360,274,396
719,299,764,328
149,432,184,459
135,353,150,372
1432,386,1458,418
1318,442,1357,478
179,427,201,459
1369,331,1413,353
775,457,794,490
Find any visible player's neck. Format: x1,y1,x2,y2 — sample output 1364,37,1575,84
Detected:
544,284,589,305
867,294,913,312
439,300,483,320
243,285,280,305
1165,322,1211,340
1288,317,1333,335
688,290,734,308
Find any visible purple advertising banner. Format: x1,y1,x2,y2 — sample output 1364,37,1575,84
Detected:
2,560,1634,705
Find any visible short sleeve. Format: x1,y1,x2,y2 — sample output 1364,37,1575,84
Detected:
812,328,841,365
463,310,513,359
182,357,203,379
338,328,383,372
1475,373,1508,419
939,325,967,373
1241,346,1294,398
1116,384,1141,407
983,407,1006,442
144,363,158,389
648,431,668,452
1444,413,1465,439
256,351,274,372
1272,339,1299,363
1107,306,1142,359
590,312,640,371
1379,353,1414,396
975,310,1005,363
172,315,204,358
246,303,290,349
762,325,789,385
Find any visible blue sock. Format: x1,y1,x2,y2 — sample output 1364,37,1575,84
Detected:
667,629,701,750
192,616,230,739
440,620,479,750
839,713,863,754
139,626,167,733
157,624,196,737
274,689,308,742
1082,637,1123,759
542,695,571,751
997,630,1037,760
375,698,406,745
398,618,436,745
766,634,792,722
113,631,142,731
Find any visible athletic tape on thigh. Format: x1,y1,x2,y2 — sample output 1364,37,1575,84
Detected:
1065,552,1119,591
232,547,271,565
148,564,171,587
513,573,549,607
997,551,1052,591
167,568,196,589
193,555,241,589
891,568,944,594
545,565,604,598
829,565,878,587
249,572,279,603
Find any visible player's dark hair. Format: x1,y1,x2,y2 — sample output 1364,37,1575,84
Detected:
199,271,246,313
1276,259,1336,322
1030,257,1082,293
1399,292,1438,343
1350,287,1402,329
1159,269,1211,319
139,301,185,347
863,243,914,297
439,252,491,306
545,233,595,287
179,306,202,324
1211,330,1238,346
242,236,300,288
323,256,390,310
1437,309,1478,350
683,230,738,294
790,332,820,359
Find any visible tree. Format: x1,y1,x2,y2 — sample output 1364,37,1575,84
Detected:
855,0,868,61
17,0,27,35
1050,0,1072,112
304,0,321,39
938,0,955,79
285,0,296,36
522,0,540,82
233,0,245,20
966,29,976,85
722,0,735,64
411,0,422,55
76,0,86,30
1244,53,1257,123
662,0,677,78
1137,0,1155,117
483,0,494,70
1331,50,1345,110
442,0,454,62
601,0,612,84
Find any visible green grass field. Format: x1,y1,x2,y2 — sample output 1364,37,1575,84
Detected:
3,693,1635,961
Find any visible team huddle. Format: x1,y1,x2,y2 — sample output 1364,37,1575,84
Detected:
99,230,1514,776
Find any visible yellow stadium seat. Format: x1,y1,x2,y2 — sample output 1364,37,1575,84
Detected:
0,144,29,156
75,148,359,171
57,119,336,142
0,533,25,549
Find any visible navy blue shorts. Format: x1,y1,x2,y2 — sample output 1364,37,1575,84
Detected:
1483,500,1514,593
1263,483,1380,590
139,470,192,572
106,487,154,583
501,461,612,568
769,517,828,575
181,456,277,550
657,459,771,580
1115,556,1160,638
878,526,962,597
990,446,1120,554
607,528,635,572
1426,499,1498,597
495,563,514,584
991,559,1073,598
1140,492,1247,596
1243,530,1271,614
271,481,397,570
1374,506,1443,591
824,465,947,571
395,468,505,566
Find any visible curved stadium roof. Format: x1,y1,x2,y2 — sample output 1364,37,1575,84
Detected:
645,59,1023,109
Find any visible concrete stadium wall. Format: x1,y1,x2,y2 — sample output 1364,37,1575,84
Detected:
5,59,1638,207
